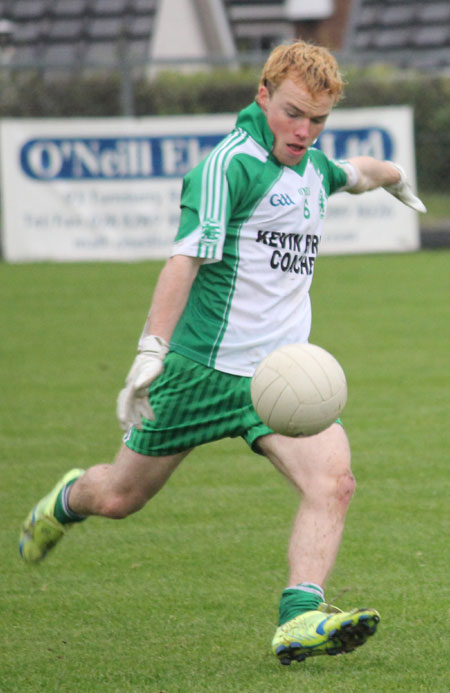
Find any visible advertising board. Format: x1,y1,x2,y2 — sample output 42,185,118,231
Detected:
0,107,419,262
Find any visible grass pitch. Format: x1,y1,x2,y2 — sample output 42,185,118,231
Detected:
1,251,449,692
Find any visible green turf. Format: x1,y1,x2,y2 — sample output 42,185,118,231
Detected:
1,252,449,692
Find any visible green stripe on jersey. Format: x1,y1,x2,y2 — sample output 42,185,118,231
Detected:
197,130,248,259
208,163,284,367
173,154,284,370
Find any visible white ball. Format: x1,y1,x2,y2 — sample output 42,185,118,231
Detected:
251,343,347,437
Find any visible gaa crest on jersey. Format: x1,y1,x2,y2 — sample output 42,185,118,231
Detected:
269,193,296,207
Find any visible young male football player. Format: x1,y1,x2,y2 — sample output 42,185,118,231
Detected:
20,41,425,665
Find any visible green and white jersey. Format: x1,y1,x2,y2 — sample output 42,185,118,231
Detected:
170,102,348,377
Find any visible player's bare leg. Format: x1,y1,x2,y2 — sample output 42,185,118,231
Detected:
258,424,380,664
68,443,191,519
19,444,191,561
258,422,354,586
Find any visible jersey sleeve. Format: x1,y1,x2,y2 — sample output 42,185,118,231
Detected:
324,157,349,195
332,160,359,191
171,166,227,261
308,149,349,196
171,129,252,262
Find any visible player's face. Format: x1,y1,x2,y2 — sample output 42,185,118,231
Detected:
258,78,333,166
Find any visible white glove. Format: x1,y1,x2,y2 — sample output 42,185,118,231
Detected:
117,335,169,431
384,163,427,213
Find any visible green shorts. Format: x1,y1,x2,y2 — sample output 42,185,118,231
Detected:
124,351,273,456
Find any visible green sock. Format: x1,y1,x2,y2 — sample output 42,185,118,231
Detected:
54,479,86,525
278,583,325,626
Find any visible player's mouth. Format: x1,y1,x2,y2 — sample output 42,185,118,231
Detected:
287,143,306,155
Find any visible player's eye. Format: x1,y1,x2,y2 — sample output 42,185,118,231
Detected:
284,106,302,118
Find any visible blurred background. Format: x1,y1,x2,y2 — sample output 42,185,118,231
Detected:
0,0,448,243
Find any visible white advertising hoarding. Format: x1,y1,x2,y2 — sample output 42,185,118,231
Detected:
0,106,419,262
322,106,420,254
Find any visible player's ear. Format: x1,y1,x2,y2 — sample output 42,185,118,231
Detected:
257,84,270,113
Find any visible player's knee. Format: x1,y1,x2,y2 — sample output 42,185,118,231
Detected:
335,469,356,507
302,465,355,509
322,461,354,495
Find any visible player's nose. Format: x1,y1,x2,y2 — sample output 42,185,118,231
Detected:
293,117,311,140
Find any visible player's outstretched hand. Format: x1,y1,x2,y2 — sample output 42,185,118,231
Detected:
117,335,169,431
384,163,427,213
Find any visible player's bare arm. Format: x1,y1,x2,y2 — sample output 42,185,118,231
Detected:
345,156,426,212
345,156,400,192
144,254,203,341
116,254,203,430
